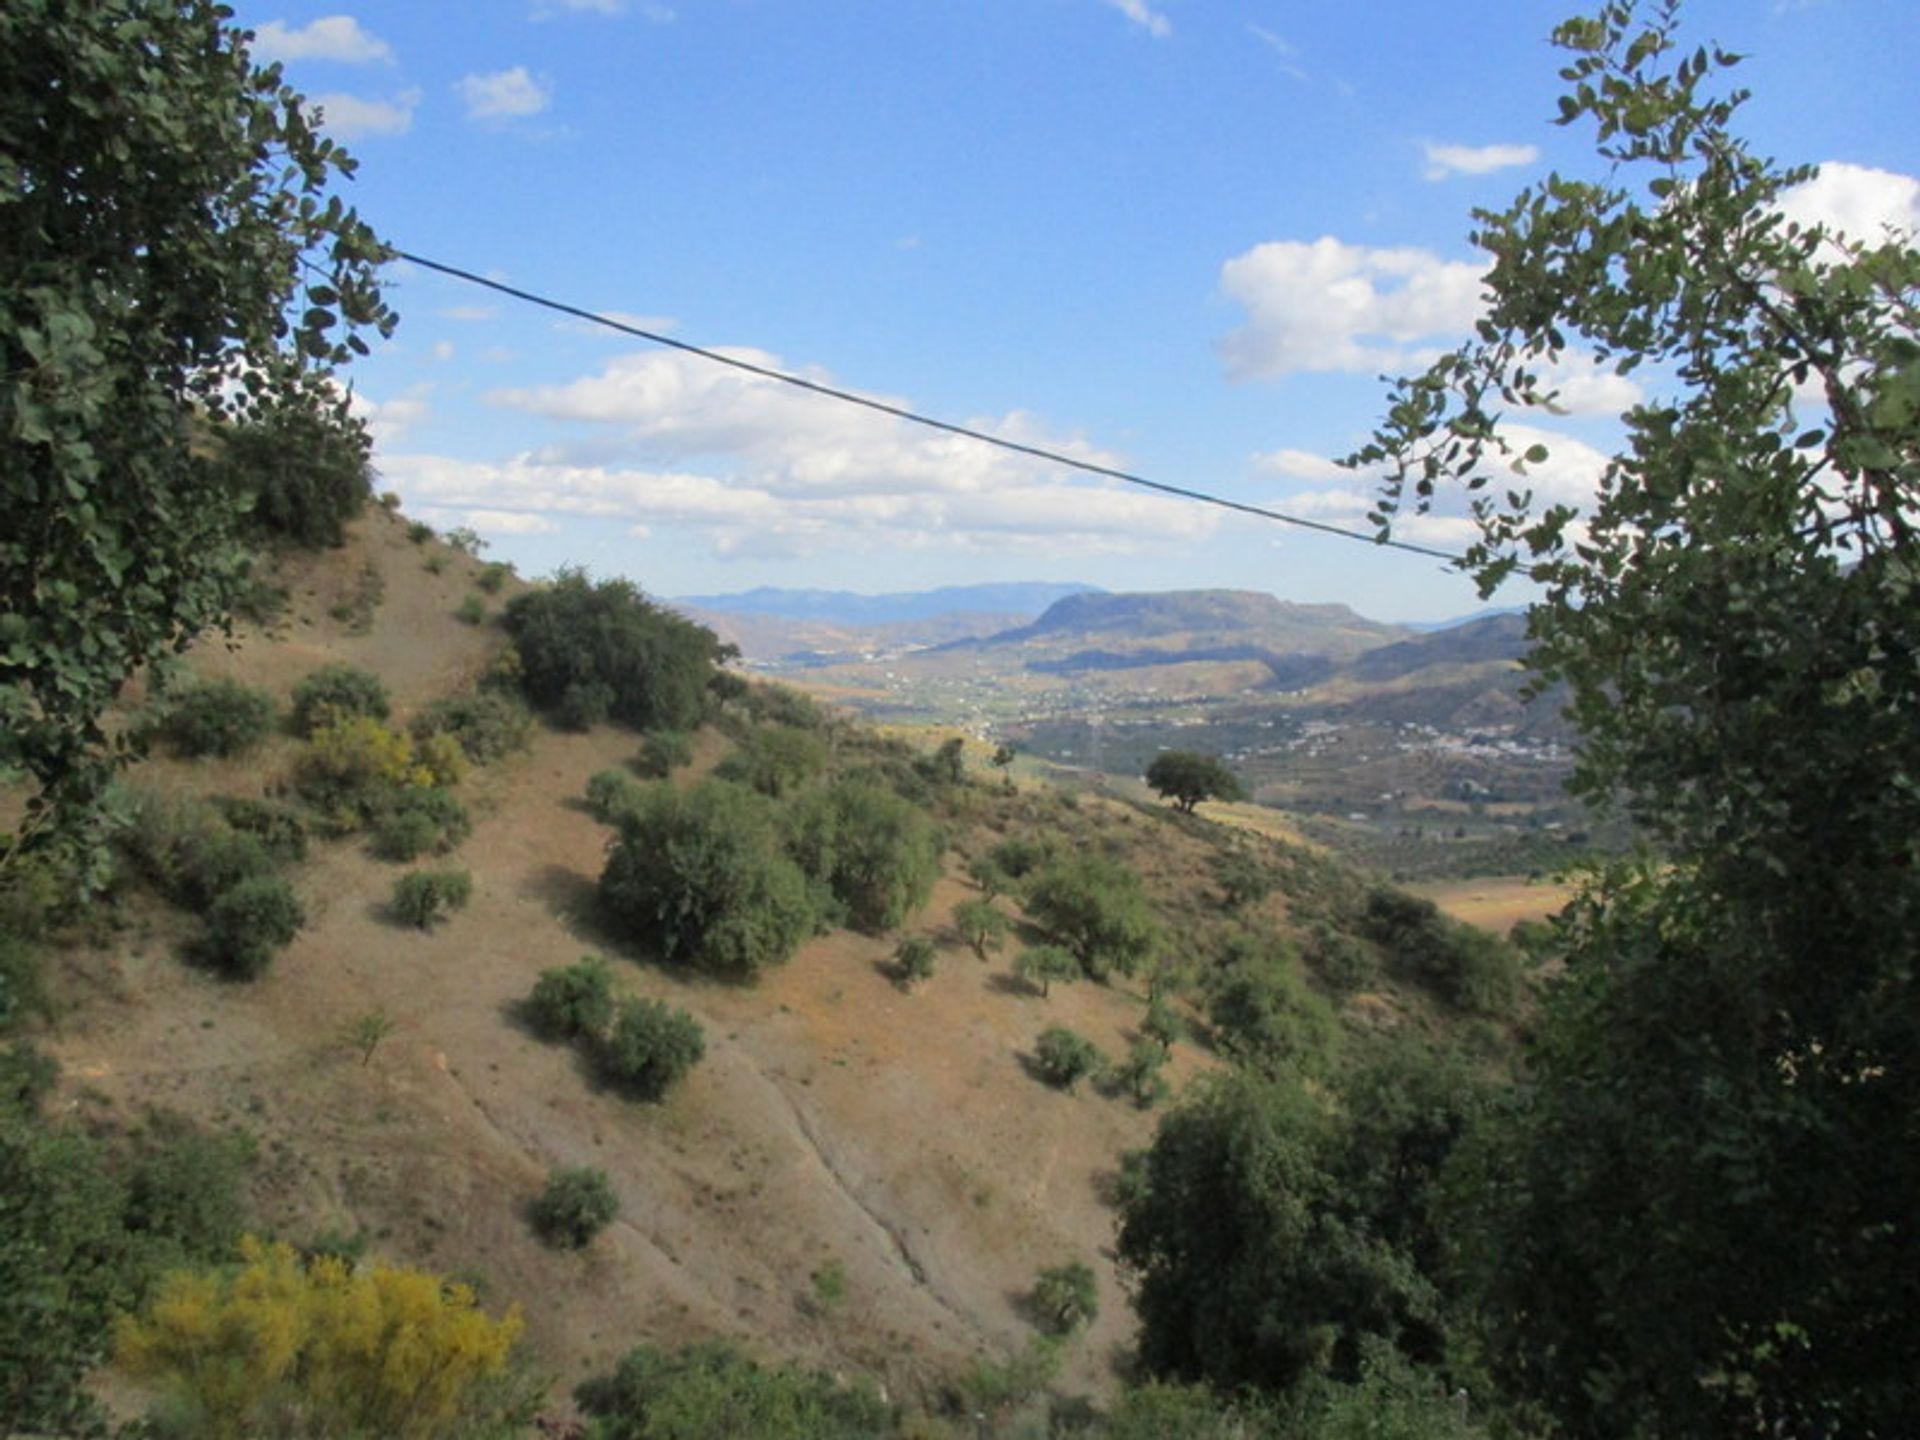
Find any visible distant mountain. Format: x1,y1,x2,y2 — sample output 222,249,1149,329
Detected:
1399,605,1528,633
1348,612,1531,683
971,589,1406,659
677,606,1032,664
673,582,1101,627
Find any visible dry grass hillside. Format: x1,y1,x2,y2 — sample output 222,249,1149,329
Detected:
32,510,1507,1427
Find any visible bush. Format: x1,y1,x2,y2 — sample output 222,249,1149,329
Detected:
1034,1026,1105,1091
597,996,704,1100
893,935,936,988
220,393,371,548
159,677,276,758
290,663,390,736
211,796,309,864
411,689,533,764
531,1167,619,1249
406,520,434,544
1015,945,1080,999
455,594,487,626
201,875,304,979
585,768,646,825
1305,921,1377,995
503,568,724,733
989,834,1051,882
715,724,829,798
476,562,512,594
782,775,940,934
0,934,45,1031
1110,1036,1173,1109
556,679,615,732
577,1342,890,1440
1030,1260,1099,1334
1362,887,1521,1016
373,788,470,861
525,957,617,1043
954,897,1010,961
296,716,425,821
632,730,693,779
390,869,473,929
1206,931,1341,1077
1025,853,1162,981
600,781,816,980
173,827,274,909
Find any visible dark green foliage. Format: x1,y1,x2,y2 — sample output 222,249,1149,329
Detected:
737,683,824,731
200,874,303,979
988,833,1050,882
1101,1381,1278,1440
585,768,647,825
919,734,966,786
1034,1025,1105,1091
953,896,1010,960
120,1114,254,1268
597,996,705,1101
1031,1260,1099,1333
526,956,617,1043
221,390,372,548
1212,847,1274,910
0,0,392,836
390,868,472,929
1205,931,1341,1077
1361,888,1520,1016
782,775,940,934
407,520,435,544
1024,853,1161,981
1145,751,1245,813
1110,1036,1172,1109
373,788,470,861
0,935,45,1032
1142,995,1185,1048
290,662,391,736
577,1340,891,1440
504,569,723,733
121,790,273,907
211,795,309,865
412,689,534,764
159,676,277,758
532,1167,619,1249
557,679,616,732
600,781,816,980
892,935,936,988
1303,921,1375,995
632,730,694,779
715,724,829,798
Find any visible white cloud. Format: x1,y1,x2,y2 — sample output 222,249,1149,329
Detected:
459,67,550,121
1103,0,1170,38
1218,237,1484,379
251,15,392,64
1253,448,1348,482
430,508,561,536
348,385,430,446
1778,161,1920,247
306,89,418,139
1530,353,1645,417
1247,25,1309,82
1421,141,1540,181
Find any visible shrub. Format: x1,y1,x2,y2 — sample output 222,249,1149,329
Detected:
597,996,704,1100
173,827,274,909
532,1167,619,1249
0,934,45,1031
577,1342,890,1440
296,716,424,820
406,520,434,544
444,526,486,558
525,957,617,1042
783,775,941,935
1110,1036,1173,1109
290,663,390,736
1206,931,1342,1077
715,723,829,798
160,677,276,757
1305,921,1377,995
476,562,512,594
121,1116,255,1268
1362,887,1521,1016
989,834,1050,884
585,768,646,825
454,594,487,626
893,935,936,988
391,869,473,929
1213,848,1274,910
220,393,371,549
632,730,693,779
738,683,824,730
600,781,816,980
1142,995,1186,1047
411,689,533,764
954,898,1010,961
503,568,724,733
1034,1026,1105,1091
201,875,304,979
1015,945,1080,999
373,788,470,861
556,679,615,731
1030,1260,1099,1334
211,796,309,864
1025,853,1161,981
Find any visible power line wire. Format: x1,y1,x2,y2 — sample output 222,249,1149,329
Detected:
395,249,1466,564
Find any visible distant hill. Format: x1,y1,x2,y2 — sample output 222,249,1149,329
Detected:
988,589,1398,647
673,581,1101,627
1348,612,1532,683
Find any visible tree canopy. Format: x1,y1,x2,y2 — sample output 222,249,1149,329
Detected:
1,0,394,851
1144,751,1245,813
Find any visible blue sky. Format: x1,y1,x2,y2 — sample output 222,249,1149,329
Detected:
238,1,1919,621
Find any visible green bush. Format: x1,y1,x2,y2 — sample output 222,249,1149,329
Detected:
738,683,824,730
597,996,704,1100
1030,1260,1099,1334
525,957,617,1043
782,775,940,934
1362,887,1521,1016
954,897,1010,960
475,562,512,594
1205,930,1341,1077
556,679,616,732
406,520,434,544
632,730,693,779
531,1167,619,1249
714,724,828,798
173,828,274,909
454,593,487,626
577,1342,891,1440
989,834,1051,882
0,935,45,1031
600,781,816,981
121,1115,255,1268
1034,1026,1105,1091
411,689,533,763
160,677,276,757
372,788,470,862
892,935,936,988
211,796,309,864
585,768,646,825
503,568,724,733
290,663,390,736
1015,945,1080,998
201,875,304,979
1025,853,1161,981
220,393,371,549
390,869,472,930
1110,1036,1173,1109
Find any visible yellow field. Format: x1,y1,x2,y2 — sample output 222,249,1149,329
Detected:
1408,875,1576,935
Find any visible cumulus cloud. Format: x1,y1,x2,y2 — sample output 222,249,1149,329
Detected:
251,15,392,64
1778,161,1920,246
459,67,550,121
1103,0,1170,38
1421,141,1539,181
348,385,430,446
1218,237,1484,379
307,88,418,139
